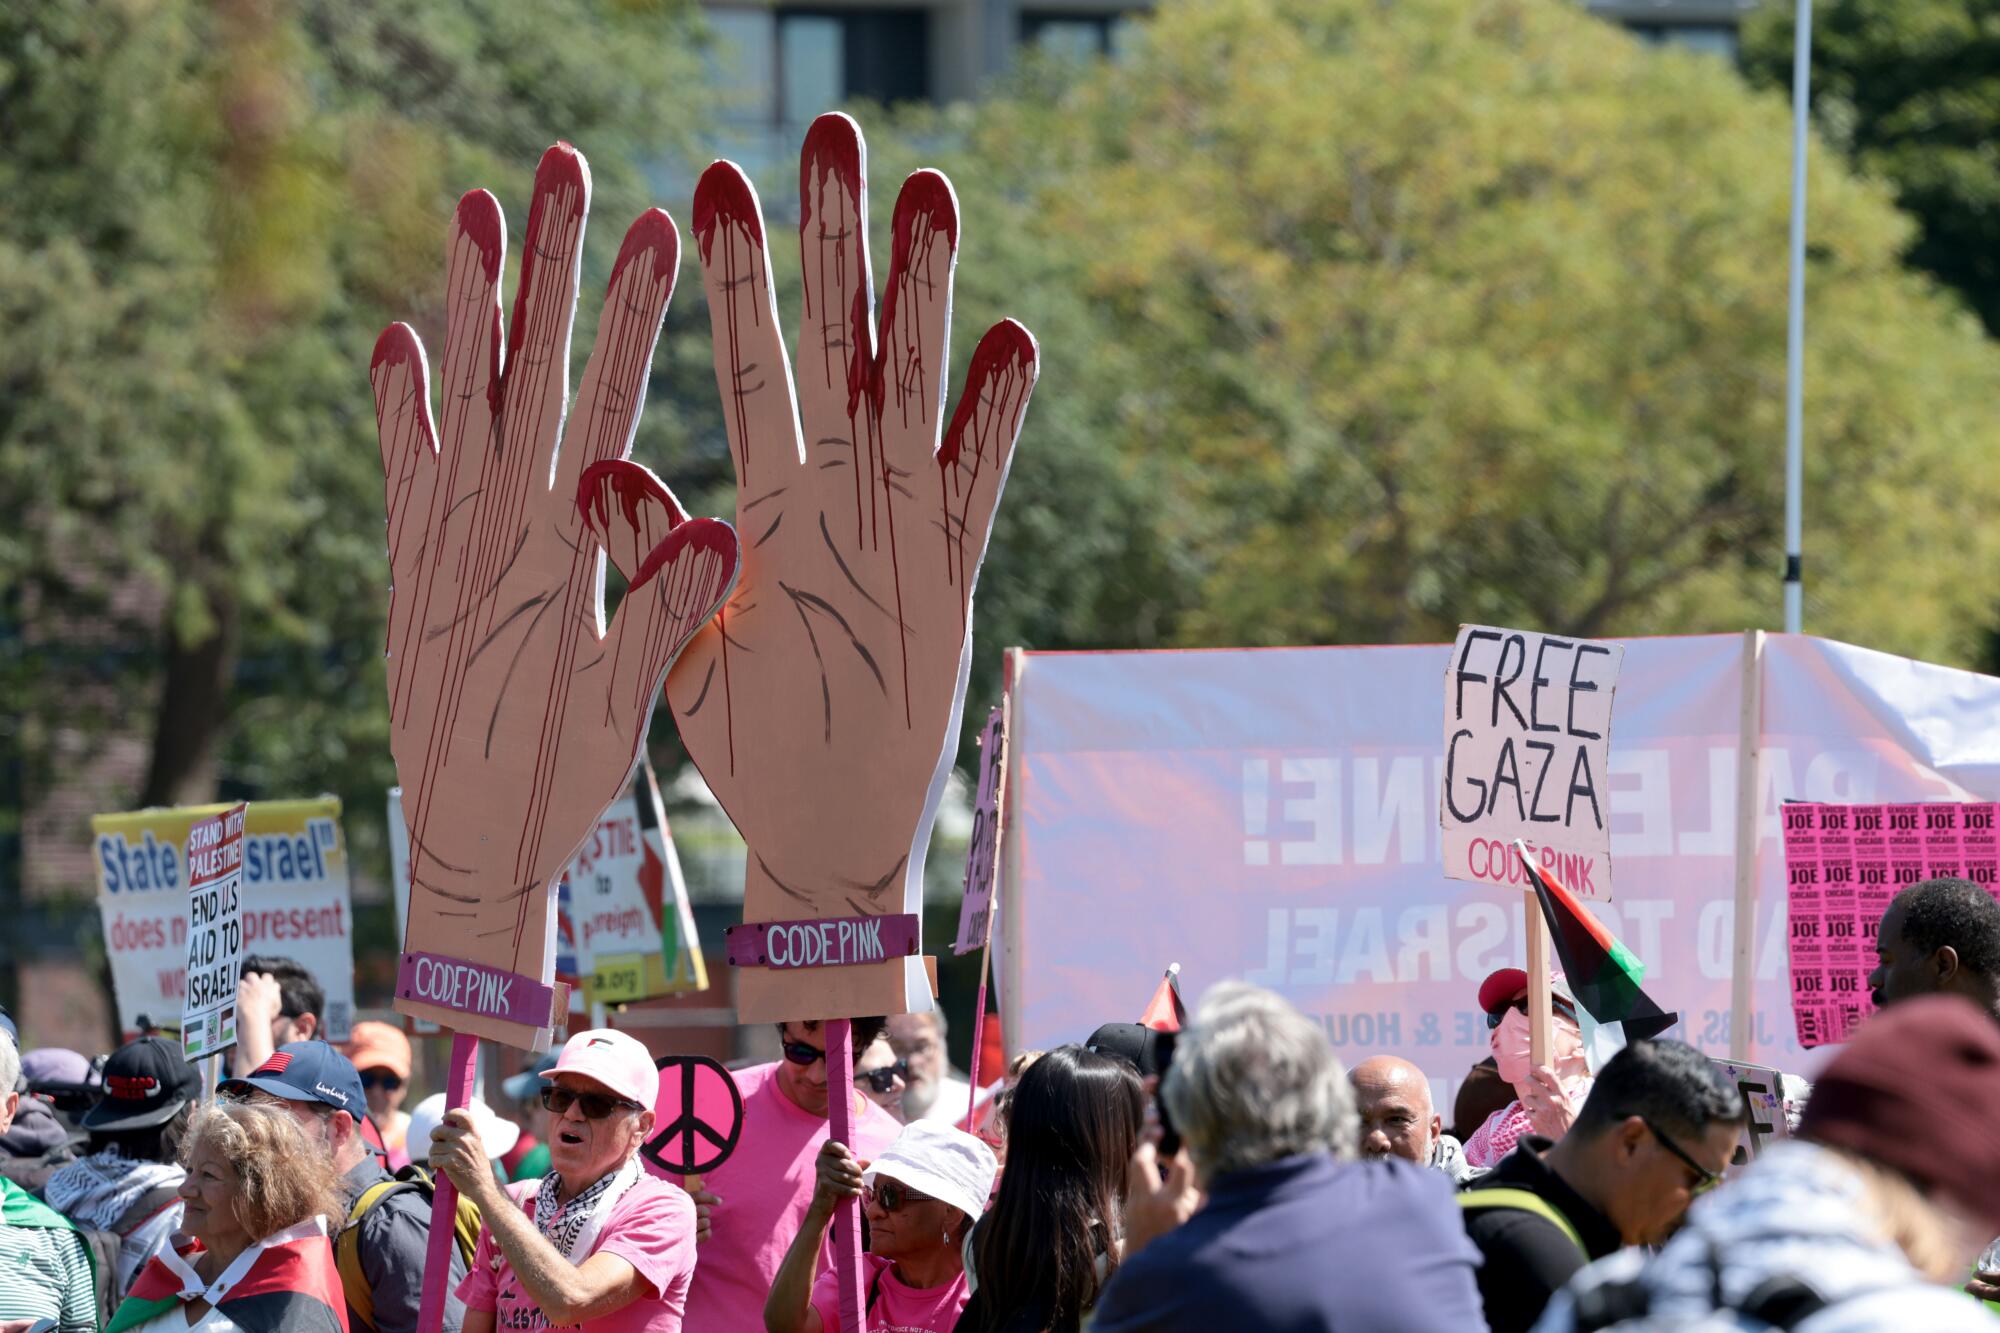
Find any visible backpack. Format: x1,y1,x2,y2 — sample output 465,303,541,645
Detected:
335,1163,481,1332
1566,1237,1843,1332
1458,1186,1588,1258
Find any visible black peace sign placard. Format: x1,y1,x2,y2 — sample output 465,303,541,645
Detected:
642,1055,744,1177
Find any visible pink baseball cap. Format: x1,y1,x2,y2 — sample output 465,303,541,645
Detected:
545,1029,659,1108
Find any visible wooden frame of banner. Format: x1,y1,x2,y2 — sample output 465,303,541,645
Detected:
961,698,1011,1130
1729,628,1767,1060
1524,896,1553,1067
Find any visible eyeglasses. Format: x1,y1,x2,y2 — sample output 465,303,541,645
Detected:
540,1086,644,1120
859,1061,908,1094
1642,1117,1722,1195
1484,996,1578,1030
865,1178,937,1213
360,1071,404,1092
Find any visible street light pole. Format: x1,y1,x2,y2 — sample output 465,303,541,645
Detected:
1783,0,1812,635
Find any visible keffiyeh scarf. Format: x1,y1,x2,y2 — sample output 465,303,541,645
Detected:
532,1155,641,1261
44,1147,185,1231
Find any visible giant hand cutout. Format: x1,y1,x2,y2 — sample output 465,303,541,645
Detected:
666,114,1039,1022
372,144,739,1047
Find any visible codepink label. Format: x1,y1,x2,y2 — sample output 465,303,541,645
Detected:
1781,801,2000,1047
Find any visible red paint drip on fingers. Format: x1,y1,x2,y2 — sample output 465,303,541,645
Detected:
692,162,764,265
454,190,505,283
891,171,958,258
630,517,739,594
797,113,865,241
578,460,688,546
609,209,681,293
938,321,1038,467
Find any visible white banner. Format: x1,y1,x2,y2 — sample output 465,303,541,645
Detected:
95,799,356,1043
1001,634,2000,1109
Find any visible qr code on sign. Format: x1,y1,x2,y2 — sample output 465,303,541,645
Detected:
324,1001,352,1043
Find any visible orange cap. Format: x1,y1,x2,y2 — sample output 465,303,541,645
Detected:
345,1020,412,1081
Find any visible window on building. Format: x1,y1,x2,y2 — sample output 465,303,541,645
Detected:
1625,22,1738,59
1021,11,1140,61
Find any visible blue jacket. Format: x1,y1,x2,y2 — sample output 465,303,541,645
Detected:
1094,1153,1489,1332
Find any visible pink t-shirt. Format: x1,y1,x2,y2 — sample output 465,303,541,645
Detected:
810,1254,970,1333
456,1170,697,1332
679,1062,902,1331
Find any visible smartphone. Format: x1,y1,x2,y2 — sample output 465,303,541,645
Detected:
1153,1031,1180,1159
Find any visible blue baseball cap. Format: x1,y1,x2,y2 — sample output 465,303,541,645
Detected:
221,1040,367,1117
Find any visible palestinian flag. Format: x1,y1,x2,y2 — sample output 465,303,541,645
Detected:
107,1220,347,1333
1515,840,1678,1042
1140,963,1187,1033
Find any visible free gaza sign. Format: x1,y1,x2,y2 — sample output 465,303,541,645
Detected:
1442,625,1624,900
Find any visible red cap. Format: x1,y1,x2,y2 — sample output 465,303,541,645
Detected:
1478,967,1529,1015
1800,993,2000,1229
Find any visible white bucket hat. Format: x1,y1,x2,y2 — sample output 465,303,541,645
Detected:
863,1120,998,1222
409,1091,521,1162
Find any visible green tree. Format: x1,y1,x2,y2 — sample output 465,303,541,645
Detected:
905,0,2000,664
1741,0,2000,338
0,1,709,861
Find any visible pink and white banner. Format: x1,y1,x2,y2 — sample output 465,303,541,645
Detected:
1000,634,2000,1108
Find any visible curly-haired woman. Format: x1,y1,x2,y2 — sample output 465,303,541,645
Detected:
105,1100,348,1332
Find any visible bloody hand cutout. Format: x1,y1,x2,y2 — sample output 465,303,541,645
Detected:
667,115,1039,1022
372,145,738,1045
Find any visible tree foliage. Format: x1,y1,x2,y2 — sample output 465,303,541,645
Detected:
902,0,2000,664
0,0,709,872
1741,0,2000,338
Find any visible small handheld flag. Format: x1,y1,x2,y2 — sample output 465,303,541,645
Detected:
1140,962,1186,1033
1514,841,1677,1043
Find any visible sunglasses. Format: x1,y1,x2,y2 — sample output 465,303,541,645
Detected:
540,1085,644,1120
1484,996,1578,1030
865,1178,937,1213
1642,1117,1722,1194
859,1061,908,1094
360,1071,404,1092
781,1039,870,1069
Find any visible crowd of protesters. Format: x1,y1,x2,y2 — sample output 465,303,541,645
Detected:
2,873,1999,1331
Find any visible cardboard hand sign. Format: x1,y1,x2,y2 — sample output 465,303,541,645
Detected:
666,115,1039,1022
372,145,738,1047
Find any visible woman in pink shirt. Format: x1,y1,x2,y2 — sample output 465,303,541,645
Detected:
434,1028,697,1333
764,1120,998,1333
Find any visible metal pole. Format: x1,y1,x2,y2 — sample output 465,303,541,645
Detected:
1783,0,1812,634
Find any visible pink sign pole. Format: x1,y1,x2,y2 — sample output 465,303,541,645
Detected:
416,1032,479,1333
823,1019,865,1331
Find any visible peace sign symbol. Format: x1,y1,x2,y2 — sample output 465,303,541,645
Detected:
642,1055,744,1177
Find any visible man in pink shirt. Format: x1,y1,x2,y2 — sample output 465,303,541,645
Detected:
434,1028,696,1332
682,1018,902,1329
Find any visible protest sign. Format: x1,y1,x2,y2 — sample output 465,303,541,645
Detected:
94,799,357,1043
643,1055,744,1178
371,145,735,1050
1780,799,2000,1047
370,148,737,1333
1708,1056,1790,1174
391,761,707,1012
954,705,1009,956
1001,633,2000,1112
1443,625,1624,901
181,804,246,1062
662,113,1037,1036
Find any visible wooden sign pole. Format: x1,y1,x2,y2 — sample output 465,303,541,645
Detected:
964,956,991,1132
1525,897,1552,1068
416,1031,479,1333
823,1019,865,1332
1730,628,1766,1060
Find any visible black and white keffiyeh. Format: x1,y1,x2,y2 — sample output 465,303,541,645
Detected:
531,1155,641,1261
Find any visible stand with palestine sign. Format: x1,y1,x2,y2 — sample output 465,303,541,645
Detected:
182,804,246,1062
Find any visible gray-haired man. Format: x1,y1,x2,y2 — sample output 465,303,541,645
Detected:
1094,983,1485,1332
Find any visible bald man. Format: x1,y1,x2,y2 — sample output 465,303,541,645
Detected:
1349,1056,1481,1184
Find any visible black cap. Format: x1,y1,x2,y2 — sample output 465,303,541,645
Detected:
81,1036,200,1131
1086,1022,1172,1077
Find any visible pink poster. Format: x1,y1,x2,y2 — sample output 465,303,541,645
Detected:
1780,798,2000,1046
